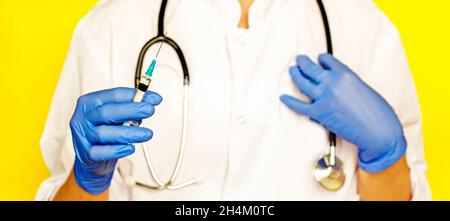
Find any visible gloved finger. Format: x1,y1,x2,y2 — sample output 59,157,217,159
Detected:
318,53,348,71
280,95,316,118
289,66,322,100
89,144,135,161
80,87,162,106
87,102,155,125
92,125,153,144
143,91,163,106
80,87,140,106
296,55,327,84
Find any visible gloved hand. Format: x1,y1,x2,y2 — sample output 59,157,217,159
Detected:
70,87,162,194
280,54,406,173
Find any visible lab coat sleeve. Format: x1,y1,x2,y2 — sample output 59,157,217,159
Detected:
366,10,432,201
35,16,109,200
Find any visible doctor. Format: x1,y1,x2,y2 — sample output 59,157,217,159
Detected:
37,0,431,201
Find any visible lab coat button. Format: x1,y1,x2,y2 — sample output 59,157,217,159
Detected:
236,38,246,47
237,115,247,125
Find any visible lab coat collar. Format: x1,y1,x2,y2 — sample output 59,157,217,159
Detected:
211,0,282,29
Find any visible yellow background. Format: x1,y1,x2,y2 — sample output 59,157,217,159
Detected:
0,0,449,200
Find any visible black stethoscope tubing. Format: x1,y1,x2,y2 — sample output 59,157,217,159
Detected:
134,0,190,88
316,0,337,147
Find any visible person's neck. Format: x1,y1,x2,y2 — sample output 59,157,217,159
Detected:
238,0,255,29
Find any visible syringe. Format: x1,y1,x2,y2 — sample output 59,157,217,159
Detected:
123,35,167,126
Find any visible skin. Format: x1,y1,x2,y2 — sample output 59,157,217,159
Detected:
358,156,411,201
238,0,253,28
54,0,411,201
54,170,108,201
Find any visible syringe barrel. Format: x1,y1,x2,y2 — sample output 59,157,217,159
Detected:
132,89,146,103
123,77,152,126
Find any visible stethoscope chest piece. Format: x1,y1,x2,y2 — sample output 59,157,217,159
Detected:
314,153,345,191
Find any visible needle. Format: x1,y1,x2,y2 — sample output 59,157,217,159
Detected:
145,32,168,77
155,32,168,59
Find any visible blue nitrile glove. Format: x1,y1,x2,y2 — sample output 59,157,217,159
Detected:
280,54,406,173
70,87,162,194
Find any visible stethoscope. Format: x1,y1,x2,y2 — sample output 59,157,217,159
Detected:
120,0,345,192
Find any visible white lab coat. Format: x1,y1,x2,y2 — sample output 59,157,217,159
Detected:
36,0,431,200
